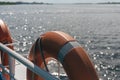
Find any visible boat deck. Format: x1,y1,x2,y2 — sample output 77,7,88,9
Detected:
15,61,26,80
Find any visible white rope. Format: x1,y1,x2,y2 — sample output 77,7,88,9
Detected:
4,38,20,46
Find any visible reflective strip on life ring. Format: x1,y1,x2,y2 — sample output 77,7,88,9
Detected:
27,31,99,80
58,41,80,63
0,19,15,80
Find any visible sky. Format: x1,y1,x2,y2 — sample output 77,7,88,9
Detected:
0,0,120,3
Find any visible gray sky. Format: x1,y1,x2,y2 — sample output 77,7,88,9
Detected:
0,0,120,3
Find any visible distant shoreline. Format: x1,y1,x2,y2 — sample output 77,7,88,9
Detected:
0,1,120,5
0,1,53,5
97,2,120,4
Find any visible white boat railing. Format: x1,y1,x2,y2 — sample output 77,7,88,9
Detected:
0,42,59,80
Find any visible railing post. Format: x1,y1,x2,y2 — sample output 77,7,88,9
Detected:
9,56,15,80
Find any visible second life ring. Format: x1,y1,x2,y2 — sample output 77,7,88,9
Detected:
0,19,15,80
27,31,99,80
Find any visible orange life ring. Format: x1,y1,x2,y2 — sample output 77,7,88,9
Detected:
0,19,15,80
27,31,99,80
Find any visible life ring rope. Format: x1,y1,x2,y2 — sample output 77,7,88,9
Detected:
35,37,49,72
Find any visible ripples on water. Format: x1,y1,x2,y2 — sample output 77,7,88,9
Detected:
0,4,120,80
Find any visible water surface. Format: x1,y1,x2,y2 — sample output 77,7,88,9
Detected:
0,4,120,80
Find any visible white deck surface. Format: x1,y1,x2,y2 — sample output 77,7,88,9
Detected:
15,61,26,80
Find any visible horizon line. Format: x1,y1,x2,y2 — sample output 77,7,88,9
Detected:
0,1,120,4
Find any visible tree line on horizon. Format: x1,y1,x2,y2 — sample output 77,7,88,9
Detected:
0,1,51,5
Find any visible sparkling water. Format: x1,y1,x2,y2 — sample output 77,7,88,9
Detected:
0,4,120,80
